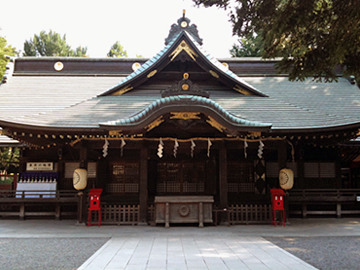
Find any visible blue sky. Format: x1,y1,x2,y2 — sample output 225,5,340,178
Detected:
0,0,238,58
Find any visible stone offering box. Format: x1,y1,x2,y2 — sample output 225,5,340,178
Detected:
154,196,214,227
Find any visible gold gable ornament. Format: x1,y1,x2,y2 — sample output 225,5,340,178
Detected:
206,116,226,132
109,130,123,136
234,85,252,95
145,116,164,132
169,40,198,61
147,70,157,78
209,70,219,78
170,112,201,120
112,84,133,96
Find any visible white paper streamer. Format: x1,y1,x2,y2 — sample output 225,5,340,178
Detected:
120,138,126,157
102,138,109,158
244,138,248,159
157,138,164,158
257,140,264,159
173,139,179,158
207,138,212,157
191,139,196,158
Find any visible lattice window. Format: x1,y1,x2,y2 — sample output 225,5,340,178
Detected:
227,162,255,193
156,161,205,194
106,162,139,194
304,162,336,178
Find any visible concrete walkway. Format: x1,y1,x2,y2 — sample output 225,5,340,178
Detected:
2,218,360,270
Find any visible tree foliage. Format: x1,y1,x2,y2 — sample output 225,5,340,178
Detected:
107,41,128,58
230,33,263,57
194,0,360,82
23,30,88,57
0,31,17,79
0,147,19,174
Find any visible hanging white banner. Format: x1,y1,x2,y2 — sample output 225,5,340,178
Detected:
244,138,248,159
191,139,196,158
258,140,264,159
102,138,109,158
173,139,179,158
120,138,126,157
157,138,164,158
207,138,212,157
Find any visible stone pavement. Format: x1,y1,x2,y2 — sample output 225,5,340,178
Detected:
78,234,315,270
1,218,360,270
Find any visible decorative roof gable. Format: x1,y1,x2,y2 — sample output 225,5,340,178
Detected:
99,13,266,97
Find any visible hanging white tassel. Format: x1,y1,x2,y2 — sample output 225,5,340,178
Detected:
191,139,196,158
244,138,248,159
157,138,164,158
257,140,264,159
120,138,126,157
102,138,109,158
207,138,212,157
173,139,179,158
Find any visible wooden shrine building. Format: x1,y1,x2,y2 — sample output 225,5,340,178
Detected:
1,14,360,224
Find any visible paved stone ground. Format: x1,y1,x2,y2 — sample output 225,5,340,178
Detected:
0,238,109,270
266,236,360,270
1,218,360,269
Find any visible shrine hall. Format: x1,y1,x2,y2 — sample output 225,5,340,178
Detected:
0,14,360,225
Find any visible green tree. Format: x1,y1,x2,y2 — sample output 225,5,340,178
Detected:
194,0,360,82
107,41,128,57
230,33,264,57
0,147,19,174
23,30,87,57
71,46,88,57
0,30,17,79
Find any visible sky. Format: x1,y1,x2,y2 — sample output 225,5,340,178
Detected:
0,0,239,58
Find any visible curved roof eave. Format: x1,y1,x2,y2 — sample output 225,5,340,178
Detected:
98,95,272,132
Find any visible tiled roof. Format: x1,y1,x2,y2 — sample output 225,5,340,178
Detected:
0,75,358,133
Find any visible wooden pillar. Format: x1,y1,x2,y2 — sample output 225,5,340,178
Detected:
335,148,342,189
219,142,228,224
278,140,287,173
139,145,148,225
79,142,88,170
78,143,88,225
19,203,25,220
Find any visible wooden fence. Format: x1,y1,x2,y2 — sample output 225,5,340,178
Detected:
97,204,140,225
228,204,272,224
288,189,360,218
0,190,78,219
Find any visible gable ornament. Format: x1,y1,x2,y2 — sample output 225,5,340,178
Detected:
169,40,198,61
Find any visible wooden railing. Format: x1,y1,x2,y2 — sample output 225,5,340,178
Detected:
98,204,139,225
228,204,272,225
0,190,78,220
288,189,360,218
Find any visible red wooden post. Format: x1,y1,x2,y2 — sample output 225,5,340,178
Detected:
270,189,286,226
87,188,103,226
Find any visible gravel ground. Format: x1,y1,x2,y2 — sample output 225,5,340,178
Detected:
2,236,360,269
0,238,109,270
266,236,360,270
